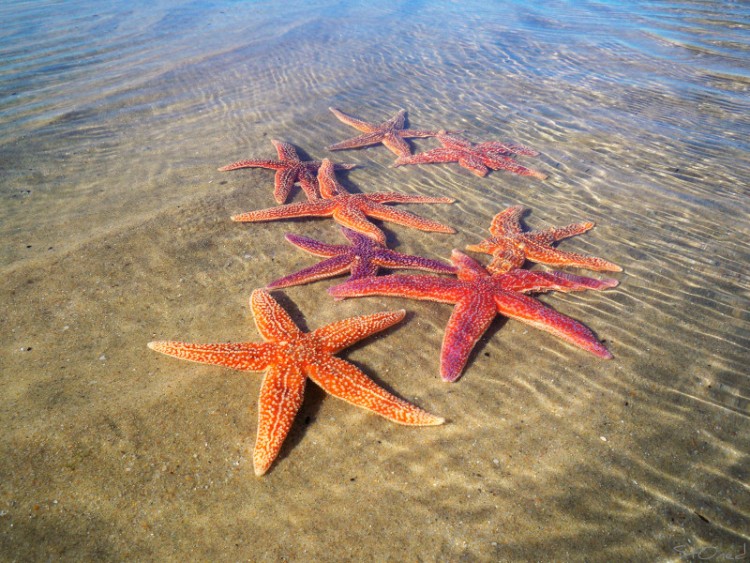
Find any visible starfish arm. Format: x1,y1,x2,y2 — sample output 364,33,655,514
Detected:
317,158,347,198
326,131,386,152
482,154,548,180
331,206,388,244
308,357,444,426
297,169,321,201
387,109,407,129
478,141,540,157
329,107,377,133
440,295,498,382
218,159,282,172
231,200,335,223
496,269,619,293
329,274,464,304
266,254,354,289
374,249,457,275
284,233,348,257
522,240,623,272
484,246,527,274
436,132,473,150
458,155,490,177
393,148,462,166
382,133,412,158
449,250,491,281
253,363,307,476
251,289,303,341
531,222,595,244
493,292,612,358
400,129,440,138
147,341,274,372
365,193,455,205
364,203,456,235
273,168,296,204
489,206,525,237
271,140,300,162
331,162,358,171
312,310,406,354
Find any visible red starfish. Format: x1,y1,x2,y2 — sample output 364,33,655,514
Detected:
326,108,441,158
393,131,547,179
231,158,456,245
148,289,443,476
219,139,356,203
466,206,622,274
267,227,457,289
329,250,617,382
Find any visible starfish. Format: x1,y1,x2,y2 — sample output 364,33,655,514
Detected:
330,250,617,382
326,108,441,158
218,139,356,203
393,131,547,180
148,289,443,476
466,206,622,274
267,227,457,289
231,158,456,245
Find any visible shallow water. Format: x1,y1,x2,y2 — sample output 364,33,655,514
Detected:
1,0,748,559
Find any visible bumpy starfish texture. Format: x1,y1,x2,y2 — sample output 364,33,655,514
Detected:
327,108,441,157
394,131,547,180
466,206,622,274
330,250,617,382
219,140,356,203
268,227,457,289
148,289,443,476
232,158,456,245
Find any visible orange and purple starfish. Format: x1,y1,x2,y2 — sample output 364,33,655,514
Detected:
232,158,456,245
326,108,441,158
219,139,356,203
466,206,622,274
330,250,617,382
394,131,547,180
267,227,457,289
148,289,443,476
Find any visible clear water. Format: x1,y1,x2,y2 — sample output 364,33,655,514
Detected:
1,0,748,559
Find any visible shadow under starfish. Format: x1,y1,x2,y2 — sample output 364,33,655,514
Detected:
466,205,622,274
148,289,443,476
267,227,457,289
330,250,618,382
232,158,456,245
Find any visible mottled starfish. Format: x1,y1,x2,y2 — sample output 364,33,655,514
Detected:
232,158,456,245
394,131,547,180
466,206,622,274
330,250,617,382
267,227,457,289
148,289,443,476
327,108,441,158
219,139,356,203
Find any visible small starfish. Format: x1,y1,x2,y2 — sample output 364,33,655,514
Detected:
219,140,356,203
326,108,441,157
267,227,457,289
394,131,547,180
232,158,456,245
466,206,622,274
330,250,617,382
148,289,443,476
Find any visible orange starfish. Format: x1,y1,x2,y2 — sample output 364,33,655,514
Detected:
148,289,443,476
466,206,622,274
326,108,441,157
219,140,356,203
330,250,617,382
231,158,456,245
394,131,547,179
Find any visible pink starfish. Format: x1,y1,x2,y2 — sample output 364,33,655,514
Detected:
330,250,617,382
394,131,547,179
219,140,356,203
267,227,457,289
466,206,622,274
326,108,441,158
232,158,456,245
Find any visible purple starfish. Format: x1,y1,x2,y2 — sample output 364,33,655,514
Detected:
267,227,457,289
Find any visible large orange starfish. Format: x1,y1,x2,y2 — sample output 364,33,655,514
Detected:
466,206,622,274
326,108,441,157
330,250,617,382
231,158,456,245
148,289,443,476
394,131,547,179
219,140,355,203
